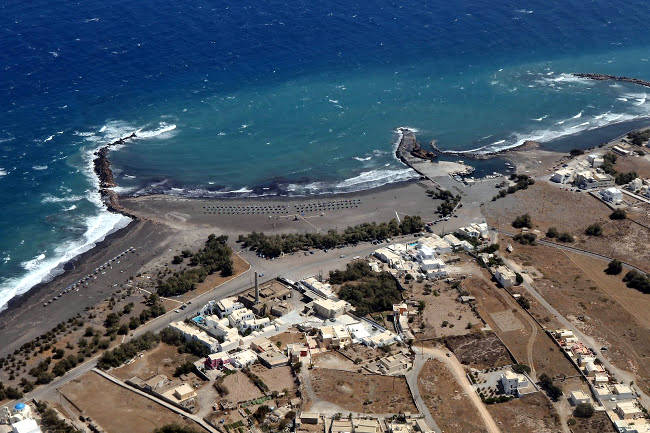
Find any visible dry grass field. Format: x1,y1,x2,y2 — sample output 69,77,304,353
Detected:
60,371,201,433
113,342,198,381
418,359,488,433
569,411,617,433
312,351,358,371
222,371,263,403
462,274,576,378
484,181,650,272
486,392,560,433
309,368,416,414
444,332,512,370
511,244,650,394
269,330,306,350
403,278,482,339
249,364,296,393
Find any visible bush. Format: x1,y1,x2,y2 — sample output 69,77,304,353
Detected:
627,129,650,146
97,332,159,370
605,259,623,275
160,328,210,357
174,361,195,377
157,234,233,297
557,232,574,243
622,270,650,294
615,171,638,185
546,227,558,238
515,273,524,285
154,424,201,433
570,149,585,156
512,364,531,374
512,214,532,229
238,216,423,258
584,223,603,236
513,233,536,245
338,271,401,316
539,373,562,401
517,296,530,310
574,402,594,418
610,209,627,220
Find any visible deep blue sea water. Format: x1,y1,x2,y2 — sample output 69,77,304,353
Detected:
2,0,650,309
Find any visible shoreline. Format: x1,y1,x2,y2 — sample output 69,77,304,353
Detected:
1,121,648,353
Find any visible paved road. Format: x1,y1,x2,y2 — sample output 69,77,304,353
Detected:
404,351,442,433
412,346,502,433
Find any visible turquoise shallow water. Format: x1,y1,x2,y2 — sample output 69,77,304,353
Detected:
1,0,650,309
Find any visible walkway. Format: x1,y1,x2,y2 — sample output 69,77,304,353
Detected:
404,352,442,433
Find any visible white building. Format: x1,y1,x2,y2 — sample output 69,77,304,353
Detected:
499,370,529,396
312,298,348,319
11,418,42,433
231,349,258,368
228,308,255,328
551,169,573,184
442,234,463,249
302,277,334,298
587,153,604,168
600,187,623,204
613,384,636,400
169,321,220,353
575,170,614,189
374,248,404,269
458,240,474,252
569,390,591,406
418,235,452,254
239,317,271,332
216,296,245,317
495,266,517,288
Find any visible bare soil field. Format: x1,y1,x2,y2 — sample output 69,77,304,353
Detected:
511,244,650,393
113,342,198,381
59,371,201,433
222,371,263,403
403,278,482,339
309,368,416,414
484,181,650,272
249,364,296,393
462,271,577,379
615,152,650,179
312,351,358,371
486,392,560,433
569,411,617,433
418,359,488,433
269,330,306,350
444,332,512,370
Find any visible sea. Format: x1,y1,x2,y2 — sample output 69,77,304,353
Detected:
2,0,650,310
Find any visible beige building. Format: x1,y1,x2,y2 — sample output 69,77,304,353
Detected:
312,298,348,319
615,401,643,420
495,266,517,288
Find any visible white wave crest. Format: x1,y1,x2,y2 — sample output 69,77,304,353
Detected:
0,169,6,176
32,165,48,171
335,168,419,190
136,122,177,139
41,194,84,203
353,156,372,161
63,204,77,211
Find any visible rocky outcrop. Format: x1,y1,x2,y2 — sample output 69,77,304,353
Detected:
395,128,439,163
92,132,138,216
573,73,650,88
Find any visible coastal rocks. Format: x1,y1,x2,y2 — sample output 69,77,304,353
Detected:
573,73,650,88
92,132,138,216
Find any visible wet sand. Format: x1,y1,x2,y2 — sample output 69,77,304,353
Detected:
119,179,440,235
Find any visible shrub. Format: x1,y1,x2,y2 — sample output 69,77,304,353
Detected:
557,232,574,243
512,214,532,229
574,403,594,418
513,233,536,245
546,227,558,238
539,373,562,401
610,209,627,220
515,273,524,285
512,364,531,374
615,171,638,185
97,332,159,370
622,270,650,294
517,296,530,310
605,259,623,275
585,223,603,236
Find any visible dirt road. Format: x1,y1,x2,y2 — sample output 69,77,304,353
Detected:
413,346,502,433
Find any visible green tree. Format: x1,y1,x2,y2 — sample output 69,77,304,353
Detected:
512,214,532,229
584,223,603,236
605,259,623,275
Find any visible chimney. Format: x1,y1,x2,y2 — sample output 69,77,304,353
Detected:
254,271,259,303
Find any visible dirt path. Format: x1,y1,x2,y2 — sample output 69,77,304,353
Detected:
414,346,502,433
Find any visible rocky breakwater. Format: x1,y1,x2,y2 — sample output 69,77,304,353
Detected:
573,73,650,88
92,132,138,216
